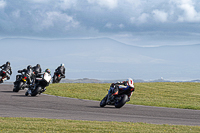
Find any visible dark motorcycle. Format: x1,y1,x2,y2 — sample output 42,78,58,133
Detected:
52,71,62,83
0,69,7,83
100,87,134,108
13,71,29,92
25,72,51,96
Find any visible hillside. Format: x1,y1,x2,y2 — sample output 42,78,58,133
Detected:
1,37,200,81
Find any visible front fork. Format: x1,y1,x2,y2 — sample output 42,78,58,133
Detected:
106,87,115,103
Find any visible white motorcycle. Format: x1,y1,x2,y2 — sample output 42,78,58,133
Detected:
25,71,51,96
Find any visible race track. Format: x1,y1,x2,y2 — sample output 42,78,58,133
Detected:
0,84,200,126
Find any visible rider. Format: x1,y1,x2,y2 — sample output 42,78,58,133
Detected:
0,61,12,81
34,68,51,86
33,64,42,77
27,68,51,95
55,64,65,78
17,65,35,86
44,68,51,86
106,78,135,104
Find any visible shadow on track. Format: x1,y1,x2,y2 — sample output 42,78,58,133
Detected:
87,105,117,109
0,91,14,93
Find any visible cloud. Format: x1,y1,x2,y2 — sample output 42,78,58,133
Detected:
0,0,6,8
105,23,112,28
138,13,149,23
29,0,50,3
11,10,20,18
118,24,124,29
1,0,200,43
175,0,200,22
58,0,77,10
40,11,79,30
131,13,149,24
152,10,168,22
87,0,118,9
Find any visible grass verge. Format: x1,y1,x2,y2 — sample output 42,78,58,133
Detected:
45,82,200,110
0,117,200,133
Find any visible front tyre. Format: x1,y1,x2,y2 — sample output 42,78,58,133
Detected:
13,81,23,92
100,95,108,107
115,94,128,108
52,75,57,83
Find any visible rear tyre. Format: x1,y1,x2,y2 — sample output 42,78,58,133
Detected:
13,88,18,92
31,86,42,96
100,95,107,107
115,94,128,108
25,91,28,96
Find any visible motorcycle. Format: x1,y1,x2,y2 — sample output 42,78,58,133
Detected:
100,87,134,108
52,71,62,83
25,72,51,96
0,69,8,83
13,71,29,92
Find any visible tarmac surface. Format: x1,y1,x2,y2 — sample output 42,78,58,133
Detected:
0,84,200,126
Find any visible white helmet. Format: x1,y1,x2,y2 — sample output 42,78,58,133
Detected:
60,64,64,67
126,78,134,88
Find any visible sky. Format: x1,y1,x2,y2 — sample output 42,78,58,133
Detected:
0,0,200,81
0,0,200,46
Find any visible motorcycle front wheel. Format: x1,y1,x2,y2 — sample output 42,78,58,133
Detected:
100,95,108,107
13,81,23,92
52,75,57,83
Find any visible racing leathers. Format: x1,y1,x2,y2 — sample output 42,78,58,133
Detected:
33,64,42,78
0,62,12,81
55,66,65,78
17,68,35,86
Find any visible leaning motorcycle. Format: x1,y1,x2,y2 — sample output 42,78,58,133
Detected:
13,71,29,92
25,72,51,96
52,71,62,83
0,69,8,84
100,87,134,108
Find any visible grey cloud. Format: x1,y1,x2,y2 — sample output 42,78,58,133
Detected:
0,0,200,39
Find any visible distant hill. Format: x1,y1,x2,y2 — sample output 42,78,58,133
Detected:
60,78,199,83
1,37,200,81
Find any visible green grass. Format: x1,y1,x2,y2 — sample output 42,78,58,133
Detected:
0,117,200,133
45,82,200,110
1,82,200,132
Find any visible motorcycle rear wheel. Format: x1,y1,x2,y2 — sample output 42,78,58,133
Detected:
31,86,42,96
115,94,128,108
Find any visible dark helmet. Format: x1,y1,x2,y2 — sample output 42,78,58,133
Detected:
36,64,40,67
6,61,10,66
45,68,51,74
27,65,32,70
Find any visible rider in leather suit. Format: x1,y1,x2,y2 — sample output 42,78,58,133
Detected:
55,64,65,78
33,64,42,78
0,61,12,81
17,65,35,86
106,78,135,104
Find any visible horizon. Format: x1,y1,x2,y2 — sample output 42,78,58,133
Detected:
0,0,200,82
1,38,200,82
